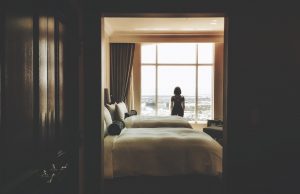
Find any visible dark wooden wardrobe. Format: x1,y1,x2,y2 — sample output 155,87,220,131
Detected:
0,1,80,194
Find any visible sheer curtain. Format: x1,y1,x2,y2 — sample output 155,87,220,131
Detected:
110,43,135,103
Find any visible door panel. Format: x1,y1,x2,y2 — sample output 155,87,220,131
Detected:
4,14,35,182
38,16,48,164
1,3,79,193
56,18,65,148
0,10,5,189
47,16,56,157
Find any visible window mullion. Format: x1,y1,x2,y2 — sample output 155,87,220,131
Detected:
155,44,158,116
195,44,199,123
212,44,215,120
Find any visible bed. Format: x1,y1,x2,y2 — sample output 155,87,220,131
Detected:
104,127,222,179
103,127,222,194
124,115,192,128
106,102,193,129
103,104,222,194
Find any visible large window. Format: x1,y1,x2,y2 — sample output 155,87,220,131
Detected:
141,43,215,122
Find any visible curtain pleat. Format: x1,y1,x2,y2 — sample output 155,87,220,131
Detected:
110,43,135,103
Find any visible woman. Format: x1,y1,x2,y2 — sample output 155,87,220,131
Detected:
170,86,185,117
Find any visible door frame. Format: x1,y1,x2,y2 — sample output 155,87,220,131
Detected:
98,12,229,194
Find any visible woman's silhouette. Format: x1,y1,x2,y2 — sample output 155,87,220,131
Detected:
170,87,185,117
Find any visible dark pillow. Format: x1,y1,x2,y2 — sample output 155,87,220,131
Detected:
125,110,137,118
107,120,125,135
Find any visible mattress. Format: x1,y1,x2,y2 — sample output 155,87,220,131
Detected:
124,115,192,128
104,127,222,179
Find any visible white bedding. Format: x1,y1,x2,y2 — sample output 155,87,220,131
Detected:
124,115,192,128
104,127,222,179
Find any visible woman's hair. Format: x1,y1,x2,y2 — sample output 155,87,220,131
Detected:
174,87,181,95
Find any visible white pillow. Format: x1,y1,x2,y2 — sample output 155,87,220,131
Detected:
106,103,116,121
103,119,107,137
104,106,112,126
115,102,128,121
103,107,112,136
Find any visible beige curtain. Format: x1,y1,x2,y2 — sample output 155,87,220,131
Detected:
110,43,135,103
126,44,141,112
126,71,135,110
214,43,224,120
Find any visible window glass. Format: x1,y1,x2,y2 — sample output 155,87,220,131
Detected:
157,43,196,64
157,66,196,121
141,66,156,116
198,43,215,64
141,43,215,122
141,44,156,64
197,66,213,121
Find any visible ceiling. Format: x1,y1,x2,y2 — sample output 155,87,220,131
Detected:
104,17,224,35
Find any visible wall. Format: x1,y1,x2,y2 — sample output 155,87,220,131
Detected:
102,27,110,90
107,32,224,118
82,1,300,194
109,33,224,43
226,10,300,194
2,13,35,184
0,1,80,193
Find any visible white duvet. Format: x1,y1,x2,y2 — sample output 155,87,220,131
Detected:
124,115,192,128
104,127,222,179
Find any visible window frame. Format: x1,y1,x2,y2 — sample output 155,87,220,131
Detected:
141,43,215,123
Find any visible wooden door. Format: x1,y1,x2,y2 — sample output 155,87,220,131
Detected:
2,12,36,185
38,15,57,165
0,6,79,194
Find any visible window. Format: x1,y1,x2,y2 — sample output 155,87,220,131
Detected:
141,43,215,122
141,66,156,116
157,43,196,64
157,66,196,120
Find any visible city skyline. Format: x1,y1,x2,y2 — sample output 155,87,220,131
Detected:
141,95,212,121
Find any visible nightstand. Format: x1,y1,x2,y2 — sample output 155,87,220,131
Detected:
203,126,223,145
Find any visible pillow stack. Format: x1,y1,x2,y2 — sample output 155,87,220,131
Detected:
115,102,128,122
104,102,128,136
106,103,116,121
103,107,113,136
107,120,125,135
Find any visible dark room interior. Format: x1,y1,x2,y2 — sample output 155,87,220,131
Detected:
1,0,300,194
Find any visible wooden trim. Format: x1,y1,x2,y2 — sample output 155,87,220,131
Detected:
132,43,141,113
111,31,224,36
102,27,110,89
38,15,48,165
101,12,228,194
54,16,60,146
32,13,40,169
0,11,6,188
83,12,102,194
214,42,224,120
141,63,213,66
101,12,226,18
222,15,229,194
110,34,224,43
100,16,105,193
